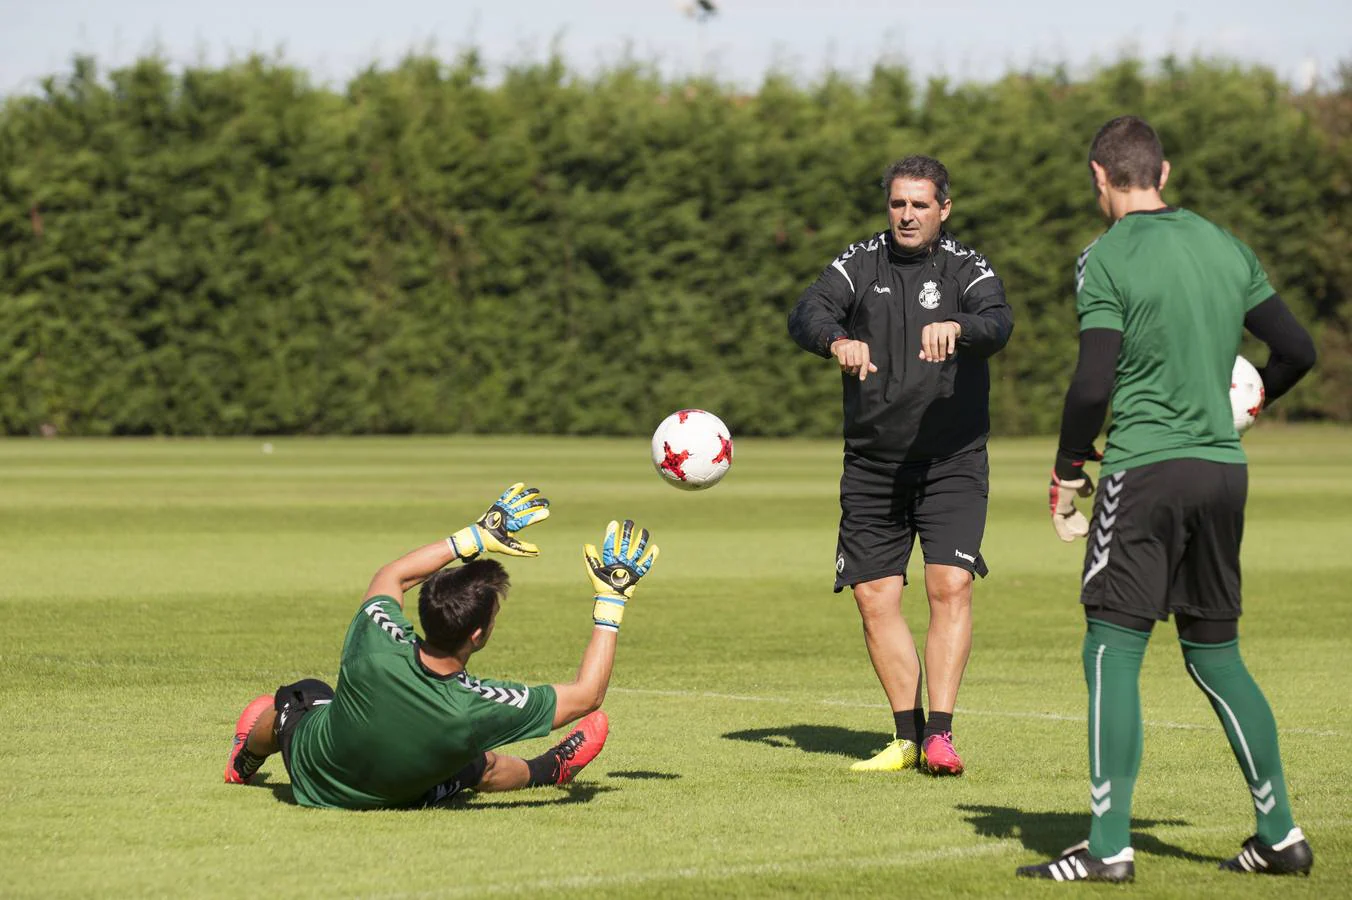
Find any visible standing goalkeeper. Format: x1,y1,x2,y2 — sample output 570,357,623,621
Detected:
1017,116,1317,883
789,156,1013,776
222,484,658,809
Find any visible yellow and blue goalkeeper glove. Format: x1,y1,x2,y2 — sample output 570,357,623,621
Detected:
584,519,659,631
449,483,551,559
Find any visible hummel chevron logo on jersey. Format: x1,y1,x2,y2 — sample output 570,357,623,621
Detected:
1075,237,1101,294
454,673,530,708
872,284,892,294
830,231,886,292
364,601,411,643
940,238,997,295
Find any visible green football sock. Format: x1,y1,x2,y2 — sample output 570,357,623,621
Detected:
1083,618,1150,859
1181,637,1296,845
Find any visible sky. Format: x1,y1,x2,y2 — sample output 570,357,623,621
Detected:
1,0,1346,94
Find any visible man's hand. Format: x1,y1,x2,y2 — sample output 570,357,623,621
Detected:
1049,471,1095,542
584,520,659,631
831,338,878,381
448,483,551,559
919,321,962,362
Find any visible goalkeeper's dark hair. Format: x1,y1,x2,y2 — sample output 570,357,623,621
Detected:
418,559,509,651
882,155,950,204
1089,115,1165,190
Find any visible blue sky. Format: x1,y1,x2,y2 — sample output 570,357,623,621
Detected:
1,0,1346,93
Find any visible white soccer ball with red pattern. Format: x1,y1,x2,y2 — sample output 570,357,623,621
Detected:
1231,355,1264,435
651,409,733,490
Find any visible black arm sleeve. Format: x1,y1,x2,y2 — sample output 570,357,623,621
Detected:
1054,328,1121,479
950,285,1014,358
1243,293,1316,405
788,268,853,358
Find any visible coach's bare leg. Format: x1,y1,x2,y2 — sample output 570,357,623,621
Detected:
853,575,923,713
476,751,531,792
922,564,973,715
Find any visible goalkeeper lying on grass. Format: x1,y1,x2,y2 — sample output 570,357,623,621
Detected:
223,484,658,809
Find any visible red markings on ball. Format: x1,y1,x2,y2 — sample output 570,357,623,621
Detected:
660,442,691,481
713,434,733,464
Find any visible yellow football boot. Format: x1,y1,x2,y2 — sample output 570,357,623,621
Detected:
849,738,919,772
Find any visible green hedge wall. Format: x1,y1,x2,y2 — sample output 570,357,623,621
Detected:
1,54,1347,436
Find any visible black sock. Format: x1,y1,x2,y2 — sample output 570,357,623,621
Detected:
892,708,925,743
233,746,266,780
526,750,561,787
924,711,953,742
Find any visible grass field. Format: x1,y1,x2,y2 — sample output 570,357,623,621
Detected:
2,428,1349,898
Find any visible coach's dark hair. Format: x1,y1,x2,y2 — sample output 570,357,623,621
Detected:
418,558,509,651
1089,115,1164,190
881,155,950,204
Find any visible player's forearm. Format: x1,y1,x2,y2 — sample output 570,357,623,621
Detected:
551,626,617,727
1056,328,1120,478
1244,293,1316,405
572,626,618,709
366,540,463,600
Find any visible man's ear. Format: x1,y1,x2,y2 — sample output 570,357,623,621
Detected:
939,198,952,223
1158,159,1171,192
1090,160,1110,192
468,626,486,650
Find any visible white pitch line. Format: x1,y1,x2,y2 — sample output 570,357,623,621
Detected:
610,687,1341,737
377,840,1015,899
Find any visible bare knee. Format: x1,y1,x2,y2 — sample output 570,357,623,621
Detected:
853,578,905,630
925,566,973,610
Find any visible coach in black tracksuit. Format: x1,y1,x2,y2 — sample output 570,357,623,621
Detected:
789,155,1013,775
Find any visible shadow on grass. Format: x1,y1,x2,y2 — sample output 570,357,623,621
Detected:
245,772,295,805
607,770,681,780
459,783,618,810
956,804,1223,864
723,724,890,760
248,772,615,810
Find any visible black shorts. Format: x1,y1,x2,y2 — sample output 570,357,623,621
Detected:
834,446,990,592
1080,458,1246,621
273,678,335,776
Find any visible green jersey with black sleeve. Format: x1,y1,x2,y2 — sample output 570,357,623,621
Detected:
1075,207,1274,476
287,597,557,809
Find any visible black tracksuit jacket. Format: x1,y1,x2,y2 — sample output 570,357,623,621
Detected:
789,230,1014,464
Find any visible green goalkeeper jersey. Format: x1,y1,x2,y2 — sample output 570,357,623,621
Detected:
1075,207,1274,476
288,597,557,809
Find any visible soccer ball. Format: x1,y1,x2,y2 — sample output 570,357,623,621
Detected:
651,409,733,490
1231,355,1264,435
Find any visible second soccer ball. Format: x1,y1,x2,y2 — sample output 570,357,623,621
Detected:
651,409,733,490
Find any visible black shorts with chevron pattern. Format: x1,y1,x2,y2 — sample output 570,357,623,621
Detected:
1080,458,1246,621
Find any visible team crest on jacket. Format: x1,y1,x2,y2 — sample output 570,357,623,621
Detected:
918,281,942,309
